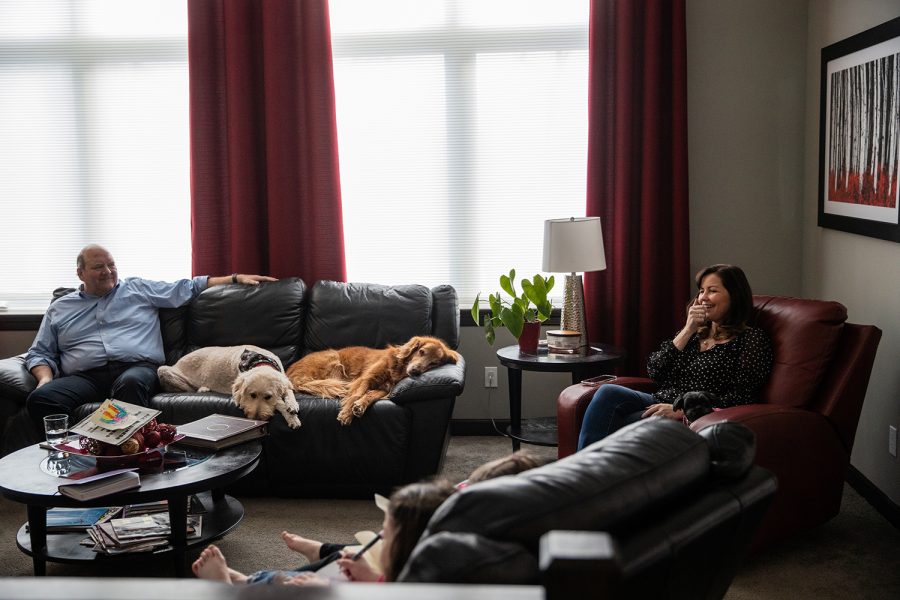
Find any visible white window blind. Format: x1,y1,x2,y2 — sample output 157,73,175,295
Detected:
330,0,589,305
0,0,189,308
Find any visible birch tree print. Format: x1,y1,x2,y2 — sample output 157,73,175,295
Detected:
828,52,900,208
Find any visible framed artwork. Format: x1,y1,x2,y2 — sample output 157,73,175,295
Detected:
818,15,900,243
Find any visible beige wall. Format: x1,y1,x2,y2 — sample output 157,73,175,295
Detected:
802,0,900,504
686,0,807,293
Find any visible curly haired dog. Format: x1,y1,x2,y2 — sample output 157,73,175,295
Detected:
158,345,301,429
286,335,460,425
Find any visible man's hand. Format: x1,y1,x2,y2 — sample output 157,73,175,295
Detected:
235,274,278,286
642,403,683,420
208,274,278,288
31,365,53,389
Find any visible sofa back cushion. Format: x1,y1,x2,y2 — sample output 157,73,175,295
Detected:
752,295,846,408
304,280,439,352
163,278,307,367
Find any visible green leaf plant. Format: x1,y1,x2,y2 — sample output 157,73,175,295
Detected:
471,269,555,345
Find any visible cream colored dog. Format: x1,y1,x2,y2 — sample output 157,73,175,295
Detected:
158,345,301,429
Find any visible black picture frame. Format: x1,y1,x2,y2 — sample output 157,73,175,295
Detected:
818,15,900,243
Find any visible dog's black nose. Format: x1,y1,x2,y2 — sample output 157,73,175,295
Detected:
410,368,421,376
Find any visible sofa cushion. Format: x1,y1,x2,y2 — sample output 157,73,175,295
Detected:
0,356,31,409
399,532,539,584
304,281,435,352
181,278,307,367
697,421,756,480
752,295,846,408
425,419,709,545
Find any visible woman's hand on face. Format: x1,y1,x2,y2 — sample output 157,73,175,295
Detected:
642,403,684,420
336,551,381,582
684,297,708,333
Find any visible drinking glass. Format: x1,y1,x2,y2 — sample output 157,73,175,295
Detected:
43,414,69,445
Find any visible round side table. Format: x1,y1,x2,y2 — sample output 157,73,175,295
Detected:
496,343,625,451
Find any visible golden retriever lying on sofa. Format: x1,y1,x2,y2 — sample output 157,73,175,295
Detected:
286,335,460,425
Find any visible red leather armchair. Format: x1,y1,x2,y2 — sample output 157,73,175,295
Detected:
557,295,882,551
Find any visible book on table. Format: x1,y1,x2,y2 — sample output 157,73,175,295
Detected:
176,414,268,450
58,469,141,501
30,506,120,533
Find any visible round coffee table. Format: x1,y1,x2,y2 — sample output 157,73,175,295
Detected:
0,440,261,576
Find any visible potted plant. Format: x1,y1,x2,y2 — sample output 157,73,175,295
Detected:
471,269,554,353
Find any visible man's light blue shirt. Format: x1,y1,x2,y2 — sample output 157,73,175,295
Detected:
25,276,209,377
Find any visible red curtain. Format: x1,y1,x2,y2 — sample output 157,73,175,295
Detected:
584,0,691,373
187,0,346,283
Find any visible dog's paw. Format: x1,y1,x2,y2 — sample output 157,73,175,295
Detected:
198,386,210,393
351,400,368,418
336,408,354,426
286,414,302,429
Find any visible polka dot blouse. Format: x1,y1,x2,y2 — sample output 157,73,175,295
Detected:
646,327,774,408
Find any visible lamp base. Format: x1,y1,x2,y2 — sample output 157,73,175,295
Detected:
560,274,589,351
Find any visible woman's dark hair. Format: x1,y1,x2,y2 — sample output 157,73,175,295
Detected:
466,450,544,484
695,264,754,335
384,478,456,581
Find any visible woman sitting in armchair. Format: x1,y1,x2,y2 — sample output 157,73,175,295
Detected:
578,264,774,450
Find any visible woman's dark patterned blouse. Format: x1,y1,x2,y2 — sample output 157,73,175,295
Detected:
646,327,774,408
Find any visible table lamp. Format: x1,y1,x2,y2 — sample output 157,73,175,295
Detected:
542,217,606,351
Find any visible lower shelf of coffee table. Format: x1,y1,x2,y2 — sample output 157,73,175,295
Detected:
506,417,558,447
16,491,243,564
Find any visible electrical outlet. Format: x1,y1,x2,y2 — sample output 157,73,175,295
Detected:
889,426,897,458
484,366,498,388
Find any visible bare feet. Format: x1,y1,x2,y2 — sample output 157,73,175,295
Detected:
281,531,322,563
192,544,234,584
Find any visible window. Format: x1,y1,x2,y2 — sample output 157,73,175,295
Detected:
0,0,189,308
330,0,589,304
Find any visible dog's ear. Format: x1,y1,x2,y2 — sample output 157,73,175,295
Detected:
232,376,247,408
444,347,461,364
397,337,423,361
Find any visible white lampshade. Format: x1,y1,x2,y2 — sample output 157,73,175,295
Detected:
542,217,607,273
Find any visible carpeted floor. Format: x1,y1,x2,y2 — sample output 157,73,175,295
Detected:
1,436,898,598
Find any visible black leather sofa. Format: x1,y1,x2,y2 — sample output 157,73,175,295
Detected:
399,418,777,599
0,278,466,497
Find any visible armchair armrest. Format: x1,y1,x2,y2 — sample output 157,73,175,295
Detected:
0,354,34,408
557,377,657,458
691,403,848,549
390,357,466,405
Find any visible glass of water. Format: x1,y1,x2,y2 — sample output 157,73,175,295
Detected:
43,414,69,445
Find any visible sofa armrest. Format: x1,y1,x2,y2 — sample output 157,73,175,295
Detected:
389,357,466,405
557,377,657,458
0,354,34,408
540,531,619,600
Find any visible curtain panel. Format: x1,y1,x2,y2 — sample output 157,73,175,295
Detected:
187,0,346,282
584,0,691,373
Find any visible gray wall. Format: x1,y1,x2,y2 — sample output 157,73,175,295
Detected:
687,0,900,505
802,0,900,504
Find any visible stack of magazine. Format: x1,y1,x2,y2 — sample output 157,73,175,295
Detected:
85,512,203,555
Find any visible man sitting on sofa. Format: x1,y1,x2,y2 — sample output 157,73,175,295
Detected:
24,243,275,436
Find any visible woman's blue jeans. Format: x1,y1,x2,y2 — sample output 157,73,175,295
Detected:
577,384,656,450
